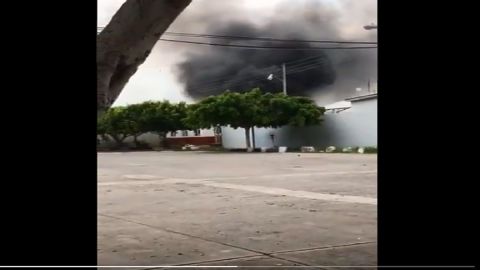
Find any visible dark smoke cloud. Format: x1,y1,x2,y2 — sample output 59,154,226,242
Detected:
170,0,377,102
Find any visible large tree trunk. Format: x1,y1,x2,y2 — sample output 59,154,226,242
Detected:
97,0,192,115
244,127,251,151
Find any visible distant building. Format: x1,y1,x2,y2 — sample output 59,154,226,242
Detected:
165,127,222,147
98,127,222,149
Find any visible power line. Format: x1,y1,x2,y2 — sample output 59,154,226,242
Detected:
192,77,271,94
157,38,377,50
283,55,325,65
97,28,376,50
183,66,281,88
97,29,377,50
187,70,279,90
286,59,328,70
187,62,328,94
160,32,376,45
182,56,330,91
287,65,328,75
183,57,326,90
97,27,373,92
96,27,377,45
192,55,327,86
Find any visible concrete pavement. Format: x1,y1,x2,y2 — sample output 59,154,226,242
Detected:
98,151,377,268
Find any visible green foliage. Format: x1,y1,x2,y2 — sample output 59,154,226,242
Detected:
96,89,325,152
186,89,324,129
363,146,377,153
97,101,189,147
262,93,325,128
97,106,138,145
185,89,264,130
139,101,188,136
185,88,325,150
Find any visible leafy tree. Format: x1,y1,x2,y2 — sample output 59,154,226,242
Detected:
97,90,324,152
140,101,189,146
185,89,265,149
97,116,108,145
98,107,138,147
186,89,325,151
262,93,325,128
123,103,149,146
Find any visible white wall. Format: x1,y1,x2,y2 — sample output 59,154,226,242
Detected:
221,98,377,149
304,98,377,148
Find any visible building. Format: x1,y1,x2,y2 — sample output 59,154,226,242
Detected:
165,127,222,147
221,93,377,150
97,127,221,149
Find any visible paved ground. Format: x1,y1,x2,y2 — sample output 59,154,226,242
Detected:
98,151,377,268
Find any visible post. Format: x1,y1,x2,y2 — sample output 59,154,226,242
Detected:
251,127,256,150
282,63,287,95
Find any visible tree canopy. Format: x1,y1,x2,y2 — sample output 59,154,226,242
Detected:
97,89,325,151
185,89,325,149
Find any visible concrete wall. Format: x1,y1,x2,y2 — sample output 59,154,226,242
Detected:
304,98,377,148
220,126,307,149
221,98,377,149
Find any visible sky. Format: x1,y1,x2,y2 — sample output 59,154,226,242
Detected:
97,0,377,106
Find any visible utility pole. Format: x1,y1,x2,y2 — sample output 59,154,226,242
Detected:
267,63,287,95
282,63,287,95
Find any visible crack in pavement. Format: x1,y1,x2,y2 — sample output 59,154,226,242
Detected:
171,241,376,267
99,213,375,268
270,241,376,255
100,213,310,266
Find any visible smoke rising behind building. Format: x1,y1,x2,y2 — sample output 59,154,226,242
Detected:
171,0,377,103
98,0,377,105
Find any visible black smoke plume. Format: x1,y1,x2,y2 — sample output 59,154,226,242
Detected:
172,0,377,102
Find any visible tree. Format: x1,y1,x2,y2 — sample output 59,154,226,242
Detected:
185,89,265,150
98,107,139,147
141,101,189,146
122,103,150,146
262,93,325,128
97,0,192,116
97,117,108,145
186,89,325,151
170,101,190,131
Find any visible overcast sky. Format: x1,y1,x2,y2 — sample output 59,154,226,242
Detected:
98,0,377,106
